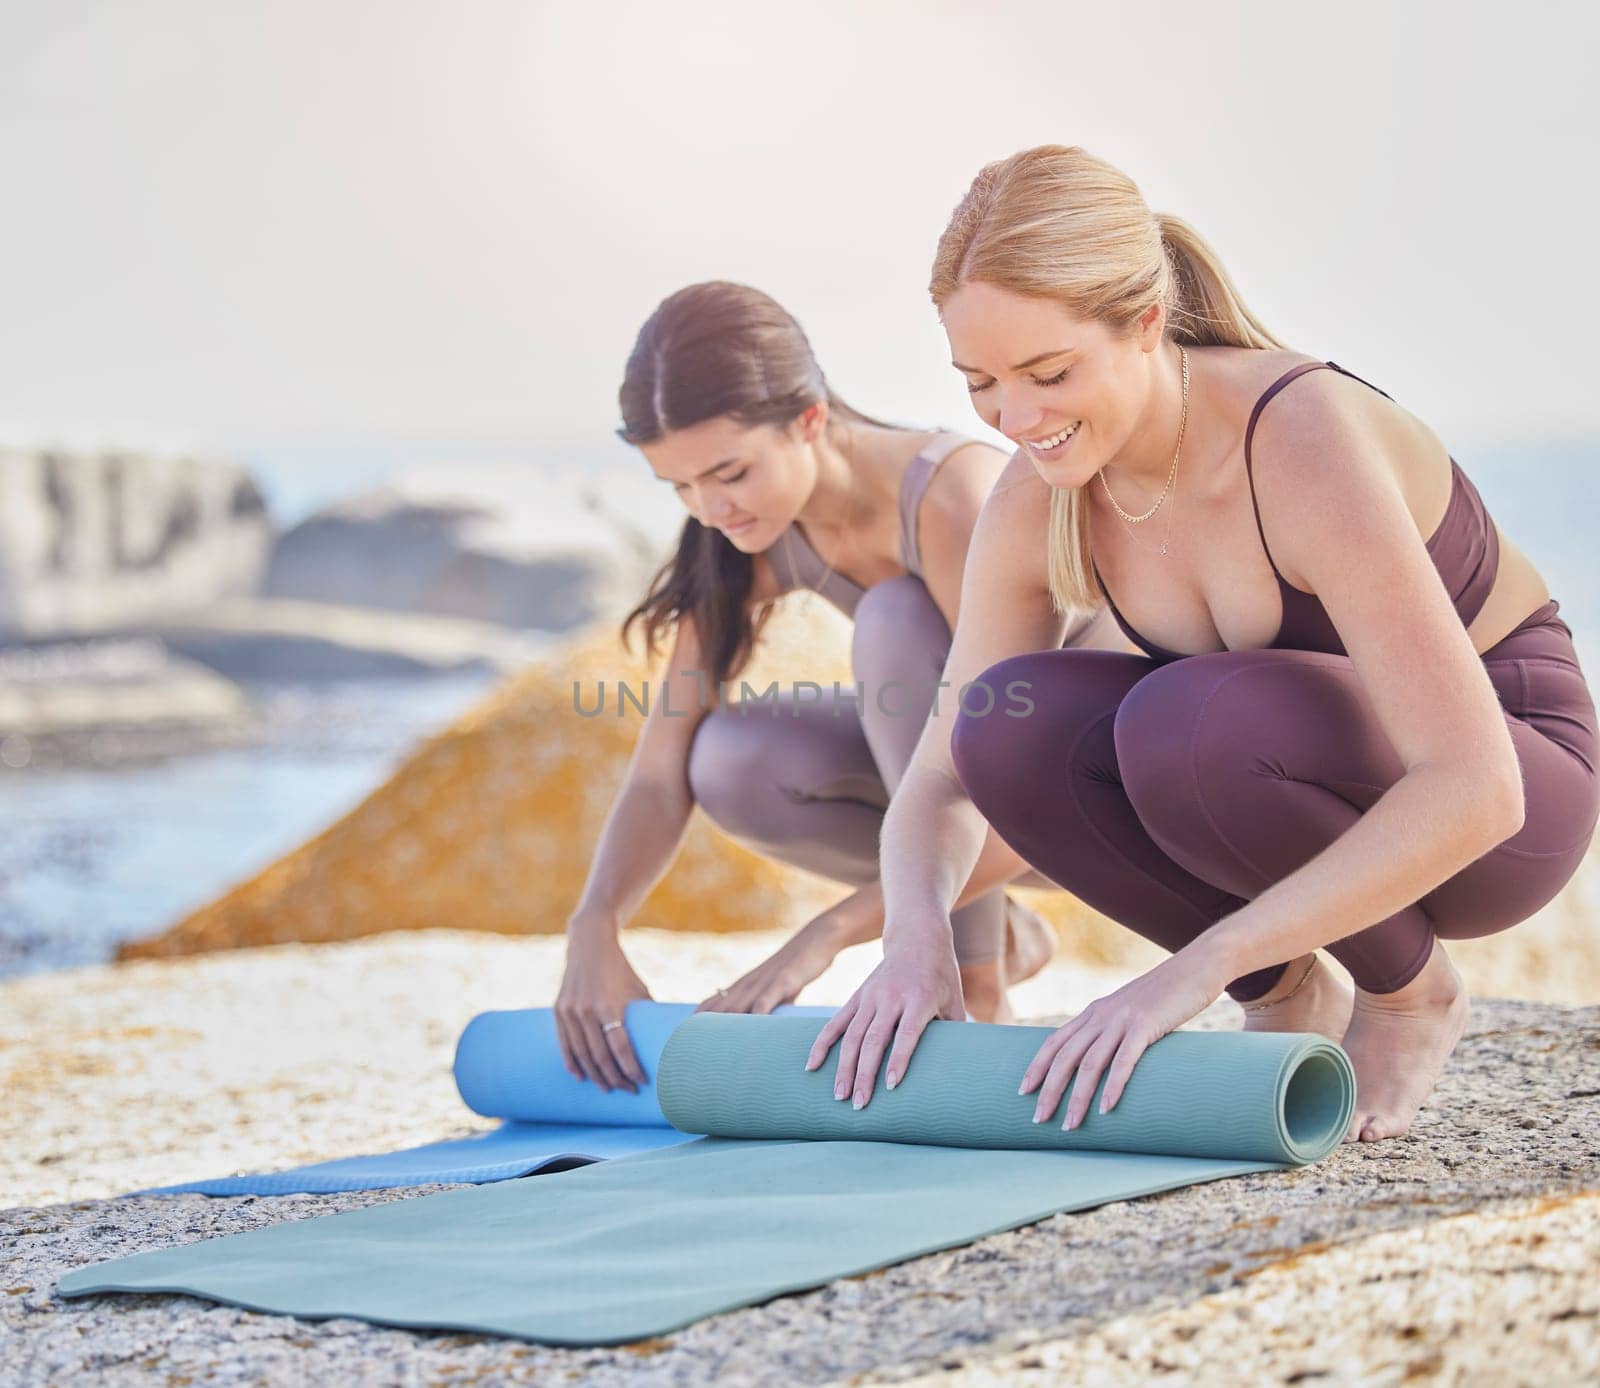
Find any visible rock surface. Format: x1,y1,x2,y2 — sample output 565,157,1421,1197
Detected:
149,597,552,680
0,638,250,747
263,460,683,632
0,448,270,640
2,932,1595,1384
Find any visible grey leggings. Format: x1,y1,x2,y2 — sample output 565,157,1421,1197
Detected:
687,576,1033,964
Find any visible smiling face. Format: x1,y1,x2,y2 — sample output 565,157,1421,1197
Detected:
638,408,820,551
943,280,1162,487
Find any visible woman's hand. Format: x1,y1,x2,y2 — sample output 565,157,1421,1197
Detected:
1021,946,1225,1128
695,912,843,1015
555,930,653,1093
804,918,965,1108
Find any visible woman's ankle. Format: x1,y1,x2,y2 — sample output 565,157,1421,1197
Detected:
1356,938,1465,1011
960,958,1005,1019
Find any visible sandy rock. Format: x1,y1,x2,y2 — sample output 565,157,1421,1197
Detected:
0,448,270,640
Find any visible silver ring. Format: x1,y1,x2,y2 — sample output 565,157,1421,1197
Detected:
602,1020,623,1032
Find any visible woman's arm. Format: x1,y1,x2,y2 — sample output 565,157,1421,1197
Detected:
1190,376,1524,983
807,459,1071,1099
814,442,1069,951
1023,376,1527,1129
558,601,741,1089
801,825,1042,952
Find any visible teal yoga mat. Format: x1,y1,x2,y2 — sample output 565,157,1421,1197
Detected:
60,1015,1354,1346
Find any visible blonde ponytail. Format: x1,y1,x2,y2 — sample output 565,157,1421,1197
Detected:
1157,213,1285,350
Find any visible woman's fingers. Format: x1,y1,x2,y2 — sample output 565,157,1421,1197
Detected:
581,1017,635,1093
604,1018,649,1089
555,1018,583,1083
1097,1030,1148,1114
1020,1008,1100,1095
555,1006,606,1088
566,1024,613,1091
884,1009,933,1091
806,997,858,1072
848,1006,907,1108
1019,1022,1075,1096
1031,1020,1103,1123
832,1005,874,1100
1061,1030,1123,1130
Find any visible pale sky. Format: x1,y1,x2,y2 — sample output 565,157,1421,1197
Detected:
1,0,1595,501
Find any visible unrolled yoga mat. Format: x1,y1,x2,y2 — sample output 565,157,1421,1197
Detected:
140,1002,834,1195
62,1015,1354,1345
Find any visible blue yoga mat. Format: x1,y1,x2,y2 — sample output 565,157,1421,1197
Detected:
140,1002,833,1195
63,1015,1356,1345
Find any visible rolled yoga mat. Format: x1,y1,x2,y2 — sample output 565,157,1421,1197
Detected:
139,1002,834,1196
62,1014,1354,1345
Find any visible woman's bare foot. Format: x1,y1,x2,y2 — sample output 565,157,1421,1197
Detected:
1239,952,1354,1041
1340,939,1470,1143
1002,896,1057,987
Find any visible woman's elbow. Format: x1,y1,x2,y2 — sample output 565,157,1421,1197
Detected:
1479,754,1526,848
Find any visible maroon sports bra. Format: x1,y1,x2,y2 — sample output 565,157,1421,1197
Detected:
1092,360,1500,664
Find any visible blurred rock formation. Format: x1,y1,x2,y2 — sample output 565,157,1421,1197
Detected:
0,448,270,639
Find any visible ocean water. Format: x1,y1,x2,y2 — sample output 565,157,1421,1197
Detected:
0,673,497,977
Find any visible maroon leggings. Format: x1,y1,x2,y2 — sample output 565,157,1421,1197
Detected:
950,601,1598,999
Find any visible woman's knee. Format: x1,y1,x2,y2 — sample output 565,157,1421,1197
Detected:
951,649,1141,816
1113,650,1387,857
852,576,949,684
685,708,772,832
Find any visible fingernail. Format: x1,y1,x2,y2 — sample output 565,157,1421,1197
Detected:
852,1095,864,1110
886,1072,899,1090
1031,1110,1043,1124
834,1086,846,1099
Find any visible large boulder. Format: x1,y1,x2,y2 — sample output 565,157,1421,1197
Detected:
0,449,270,640
263,461,684,632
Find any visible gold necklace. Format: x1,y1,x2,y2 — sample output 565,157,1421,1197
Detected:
1121,472,1181,559
1098,345,1189,532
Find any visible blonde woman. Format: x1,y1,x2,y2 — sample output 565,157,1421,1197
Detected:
555,281,1125,1091
810,147,1596,1143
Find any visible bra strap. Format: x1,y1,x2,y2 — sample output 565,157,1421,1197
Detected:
1243,360,1398,581
898,430,972,575
1324,360,1395,401
1242,362,1332,579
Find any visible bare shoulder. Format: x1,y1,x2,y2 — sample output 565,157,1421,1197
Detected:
1245,362,1442,588
1245,355,1439,505
917,437,1008,529
968,446,1055,596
